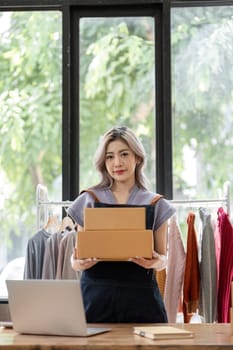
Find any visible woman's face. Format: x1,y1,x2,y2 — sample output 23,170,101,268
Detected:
105,139,138,185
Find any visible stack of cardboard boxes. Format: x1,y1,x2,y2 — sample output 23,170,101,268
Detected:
74,207,153,260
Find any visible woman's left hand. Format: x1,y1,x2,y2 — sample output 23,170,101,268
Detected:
128,250,167,270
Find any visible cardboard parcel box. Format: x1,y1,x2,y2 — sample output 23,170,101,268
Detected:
84,207,146,231
76,229,153,260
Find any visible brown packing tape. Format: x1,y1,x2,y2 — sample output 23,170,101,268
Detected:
77,230,153,260
84,207,146,231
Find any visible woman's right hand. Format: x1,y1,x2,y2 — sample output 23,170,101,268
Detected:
70,249,99,271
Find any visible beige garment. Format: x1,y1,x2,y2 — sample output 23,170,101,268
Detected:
164,215,186,322
56,230,80,280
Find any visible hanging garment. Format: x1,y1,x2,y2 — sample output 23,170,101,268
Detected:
164,214,186,323
217,207,233,323
56,230,79,280
42,216,75,279
24,229,51,279
199,207,217,323
212,218,221,295
42,231,66,279
183,212,200,323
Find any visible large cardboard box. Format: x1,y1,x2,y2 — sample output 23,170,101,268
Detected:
84,207,146,231
76,229,153,260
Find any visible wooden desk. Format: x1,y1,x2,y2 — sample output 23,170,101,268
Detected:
0,323,232,349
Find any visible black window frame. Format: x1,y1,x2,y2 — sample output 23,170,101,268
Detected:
69,3,171,199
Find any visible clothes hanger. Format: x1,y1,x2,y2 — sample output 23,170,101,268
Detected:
44,207,60,234
59,215,74,233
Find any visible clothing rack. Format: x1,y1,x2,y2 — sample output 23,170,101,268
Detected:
170,181,231,214
36,184,73,230
36,181,231,230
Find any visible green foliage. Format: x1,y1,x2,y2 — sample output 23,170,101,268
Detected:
0,12,62,240
171,6,233,199
79,19,155,189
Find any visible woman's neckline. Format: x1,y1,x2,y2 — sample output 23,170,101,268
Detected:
110,184,138,204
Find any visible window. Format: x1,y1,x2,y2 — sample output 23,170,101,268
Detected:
78,16,157,190
171,5,233,200
0,11,62,296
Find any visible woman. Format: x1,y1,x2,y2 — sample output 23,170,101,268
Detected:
68,126,175,323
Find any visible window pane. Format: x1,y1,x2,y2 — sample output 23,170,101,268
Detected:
171,6,233,200
79,17,156,190
0,11,62,296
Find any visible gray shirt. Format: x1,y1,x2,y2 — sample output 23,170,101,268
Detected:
199,207,217,322
24,229,51,279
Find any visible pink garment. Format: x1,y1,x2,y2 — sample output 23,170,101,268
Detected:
164,215,186,322
212,219,221,294
217,207,233,323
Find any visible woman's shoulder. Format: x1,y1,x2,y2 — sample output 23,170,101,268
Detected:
133,187,162,203
133,187,175,208
80,186,112,203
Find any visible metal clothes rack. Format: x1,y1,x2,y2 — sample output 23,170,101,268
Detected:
170,181,231,214
36,184,73,230
36,181,231,230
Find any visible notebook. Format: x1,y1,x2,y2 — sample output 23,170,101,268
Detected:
6,279,111,337
133,326,194,340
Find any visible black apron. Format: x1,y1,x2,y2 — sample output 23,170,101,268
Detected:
80,190,168,323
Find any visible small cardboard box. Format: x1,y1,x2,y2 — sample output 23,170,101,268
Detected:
84,207,146,231
76,229,153,260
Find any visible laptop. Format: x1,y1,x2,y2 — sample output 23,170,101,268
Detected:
0,297,12,328
6,279,111,337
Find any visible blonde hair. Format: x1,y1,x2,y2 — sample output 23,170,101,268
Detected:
93,126,148,190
